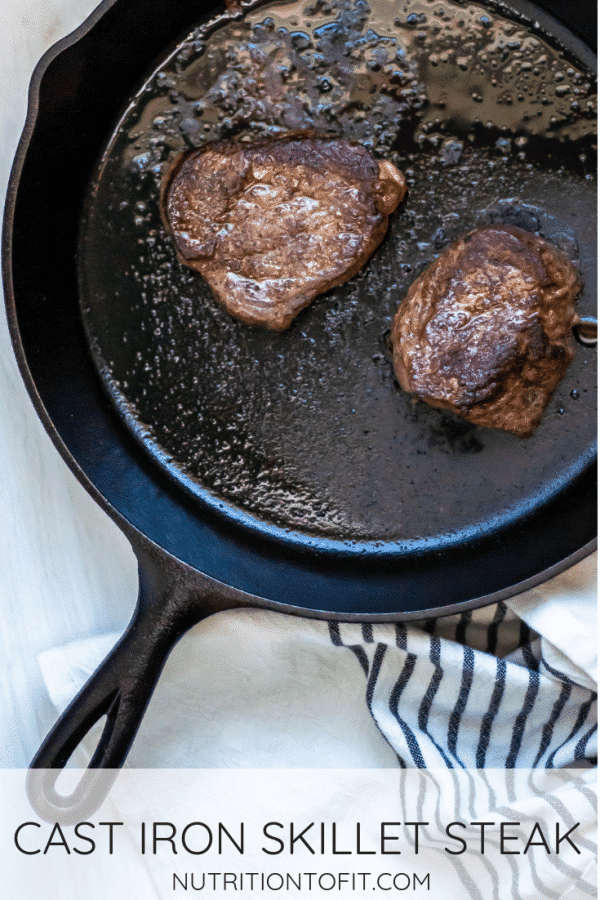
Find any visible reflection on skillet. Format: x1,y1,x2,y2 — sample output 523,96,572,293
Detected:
79,0,597,544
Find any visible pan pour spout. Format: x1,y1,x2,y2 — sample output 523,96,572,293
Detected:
161,133,406,330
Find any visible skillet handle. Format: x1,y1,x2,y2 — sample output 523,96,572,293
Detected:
26,547,228,823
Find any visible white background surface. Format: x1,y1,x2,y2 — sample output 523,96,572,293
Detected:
0,0,154,768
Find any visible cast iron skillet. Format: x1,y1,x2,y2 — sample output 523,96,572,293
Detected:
3,0,597,822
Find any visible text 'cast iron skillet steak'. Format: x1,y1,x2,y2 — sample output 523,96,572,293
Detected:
3,0,596,821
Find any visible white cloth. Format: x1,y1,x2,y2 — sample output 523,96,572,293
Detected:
36,557,597,900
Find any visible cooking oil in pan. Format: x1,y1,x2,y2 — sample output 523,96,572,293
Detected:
80,0,597,543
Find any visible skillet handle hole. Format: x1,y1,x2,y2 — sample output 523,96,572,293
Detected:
51,714,109,796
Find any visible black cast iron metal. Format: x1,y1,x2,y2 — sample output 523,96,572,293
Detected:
2,0,596,822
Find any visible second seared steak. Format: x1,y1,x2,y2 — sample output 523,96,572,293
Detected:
391,225,581,437
161,133,406,330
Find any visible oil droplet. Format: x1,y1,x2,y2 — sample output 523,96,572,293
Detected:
439,137,463,165
570,389,579,399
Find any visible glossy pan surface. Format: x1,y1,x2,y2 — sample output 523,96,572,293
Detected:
81,0,596,554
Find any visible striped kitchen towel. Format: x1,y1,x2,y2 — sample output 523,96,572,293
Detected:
328,601,597,770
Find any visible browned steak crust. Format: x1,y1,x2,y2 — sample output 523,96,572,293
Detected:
161,133,406,330
391,225,581,437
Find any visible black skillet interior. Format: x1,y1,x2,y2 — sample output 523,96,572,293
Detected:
7,0,597,620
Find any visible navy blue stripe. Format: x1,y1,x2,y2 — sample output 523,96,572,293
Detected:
455,611,472,645
533,679,572,768
547,695,596,768
364,642,404,767
327,621,369,676
521,637,541,672
486,602,508,655
389,655,426,767
518,619,533,647
422,617,436,635
476,658,507,767
506,665,540,767
366,643,386,708
447,646,474,766
351,645,370,676
390,626,426,768
395,623,407,651
417,636,454,768
362,623,374,644
540,652,582,686
574,722,597,762
328,621,343,646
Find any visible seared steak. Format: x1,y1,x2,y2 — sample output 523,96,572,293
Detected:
391,225,581,437
161,133,406,330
